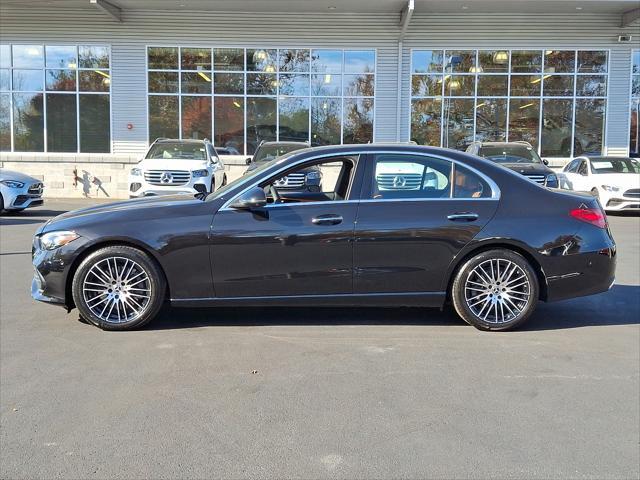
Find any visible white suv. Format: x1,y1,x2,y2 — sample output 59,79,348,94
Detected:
129,139,226,198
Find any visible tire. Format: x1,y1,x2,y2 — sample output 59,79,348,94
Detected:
71,245,166,331
209,179,215,193
222,174,227,186
451,249,539,331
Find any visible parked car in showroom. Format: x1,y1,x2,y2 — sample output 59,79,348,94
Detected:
466,141,559,188
0,169,44,213
32,144,616,332
244,141,321,192
558,156,640,212
128,138,226,198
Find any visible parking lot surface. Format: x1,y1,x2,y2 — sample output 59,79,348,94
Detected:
1,199,639,479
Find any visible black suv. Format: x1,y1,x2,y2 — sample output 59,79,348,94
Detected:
244,141,321,192
466,141,558,188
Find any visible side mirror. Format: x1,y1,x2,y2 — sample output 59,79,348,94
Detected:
245,157,252,165
229,186,267,209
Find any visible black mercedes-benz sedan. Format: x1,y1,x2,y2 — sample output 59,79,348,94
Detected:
32,144,616,331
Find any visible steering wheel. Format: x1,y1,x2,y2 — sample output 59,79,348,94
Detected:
268,184,282,204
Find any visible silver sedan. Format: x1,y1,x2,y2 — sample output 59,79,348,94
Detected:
0,169,44,213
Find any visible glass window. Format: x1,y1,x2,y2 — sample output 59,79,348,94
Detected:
279,97,309,142
12,70,43,91
247,49,277,72
410,98,441,146
182,72,212,94
247,73,277,95
344,74,374,97
148,95,179,141
46,93,77,152
13,92,44,151
577,51,608,73
148,71,179,93
511,51,542,73
0,45,10,68
445,50,475,73
279,49,310,72
3,43,110,153
78,46,109,68
182,96,211,140
453,164,492,198
214,96,244,152
279,74,309,96
344,50,375,73
370,154,452,199
444,75,474,96
0,94,10,151
508,99,540,148
214,72,243,95
311,74,341,96
510,75,541,96
246,97,277,153
576,75,606,97
477,75,508,96
443,98,474,150
541,99,573,157
544,50,575,73
412,50,444,73
148,47,178,70
311,50,342,73
46,69,76,91
343,98,373,144
543,75,574,96
12,45,44,68
475,99,507,142
630,51,640,157
575,99,605,156
46,46,77,69
478,51,509,73
181,48,211,70
213,48,244,71
411,75,442,97
311,98,341,146
79,94,110,152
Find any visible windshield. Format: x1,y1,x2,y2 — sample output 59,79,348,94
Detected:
478,145,542,164
590,158,640,174
146,142,207,160
253,144,307,163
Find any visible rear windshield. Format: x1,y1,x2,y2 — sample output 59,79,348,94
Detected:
478,145,542,164
146,142,207,160
254,144,307,163
590,158,640,174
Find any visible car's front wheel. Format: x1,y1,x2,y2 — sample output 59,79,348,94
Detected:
451,249,538,331
72,246,166,330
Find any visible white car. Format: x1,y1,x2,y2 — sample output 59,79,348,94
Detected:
128,138,226,198
559,156,640,212
0,169,44,213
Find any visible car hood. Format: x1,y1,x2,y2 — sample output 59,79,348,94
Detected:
39,194,202,234
498,163,553,175
593,173,640,189
136,159,209,171
0,169,41,184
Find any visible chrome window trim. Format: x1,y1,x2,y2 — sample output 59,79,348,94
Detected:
220,149,501,211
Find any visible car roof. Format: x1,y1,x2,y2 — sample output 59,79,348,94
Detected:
578,156,633,161
154,138,208,144
259,141,309,147
475,142,533,148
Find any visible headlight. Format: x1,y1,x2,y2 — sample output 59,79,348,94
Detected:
601,185,620,192
545,174,558,187
305,170,322,181
1,180,25,188
130,168,142,176
192,169,209,178
39,231,80,251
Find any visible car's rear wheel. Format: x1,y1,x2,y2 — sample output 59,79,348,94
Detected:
72,246,166,330
451,249,538,331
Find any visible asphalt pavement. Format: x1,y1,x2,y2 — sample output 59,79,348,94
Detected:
1,199,638,479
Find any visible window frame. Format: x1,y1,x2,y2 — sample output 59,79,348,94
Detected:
145,45,377,155
408,48,610,160
0,43,112,153
630,49,640,157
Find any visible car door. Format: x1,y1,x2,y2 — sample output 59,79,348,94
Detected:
354,152,499,296
559,159,579,189
210,155,362,298
564,158,590,191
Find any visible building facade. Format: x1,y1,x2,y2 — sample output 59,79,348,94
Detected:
0,0,638,198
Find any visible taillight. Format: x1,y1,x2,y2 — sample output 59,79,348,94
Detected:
569,207,607,229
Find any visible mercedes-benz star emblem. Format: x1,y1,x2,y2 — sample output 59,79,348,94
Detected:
392,175,407,188
160,172,173,184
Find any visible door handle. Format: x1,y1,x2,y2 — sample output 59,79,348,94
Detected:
447,212,479,222
312,214,343,225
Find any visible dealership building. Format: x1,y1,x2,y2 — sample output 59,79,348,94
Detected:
0,0,639,198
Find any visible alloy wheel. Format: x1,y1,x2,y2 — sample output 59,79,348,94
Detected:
82,256,151,324
464,258,532,324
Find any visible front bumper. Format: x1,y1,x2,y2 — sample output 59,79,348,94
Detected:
604,197,640,211
128,176,210,198
2,181,44,210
